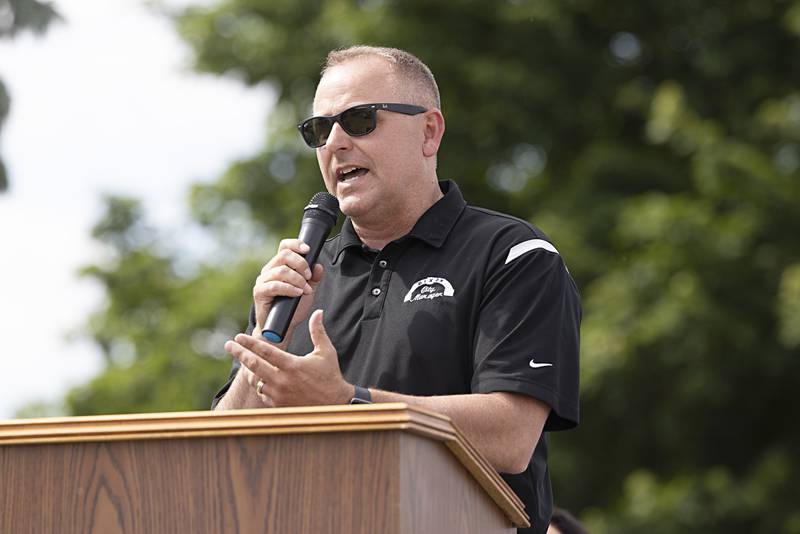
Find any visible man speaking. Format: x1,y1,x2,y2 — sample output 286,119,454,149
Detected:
212,45,581,534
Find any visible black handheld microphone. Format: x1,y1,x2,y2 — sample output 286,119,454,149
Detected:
261,192,340,343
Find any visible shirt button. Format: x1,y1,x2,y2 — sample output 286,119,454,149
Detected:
378,260,388,268
371,287,382,296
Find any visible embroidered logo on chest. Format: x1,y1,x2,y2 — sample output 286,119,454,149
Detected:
403,277,455,303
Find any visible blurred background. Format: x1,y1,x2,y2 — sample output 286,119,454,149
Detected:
1,0,799,532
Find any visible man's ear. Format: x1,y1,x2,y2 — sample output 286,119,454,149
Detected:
422,109,445,157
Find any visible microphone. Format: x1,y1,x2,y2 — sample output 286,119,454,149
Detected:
261,192,340,343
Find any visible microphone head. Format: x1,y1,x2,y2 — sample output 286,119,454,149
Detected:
303,192,340,227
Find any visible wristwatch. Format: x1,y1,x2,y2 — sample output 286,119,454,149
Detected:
349,385,372,404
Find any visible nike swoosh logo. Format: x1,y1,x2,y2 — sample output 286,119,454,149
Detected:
529,359,553,369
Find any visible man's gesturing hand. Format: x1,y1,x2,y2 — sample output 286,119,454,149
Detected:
224,310,353,407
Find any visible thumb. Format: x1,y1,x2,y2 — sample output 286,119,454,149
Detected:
309,309,335,356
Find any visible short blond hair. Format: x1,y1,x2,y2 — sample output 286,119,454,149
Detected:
322,45,441,110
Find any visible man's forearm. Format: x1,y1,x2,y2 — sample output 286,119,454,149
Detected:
370,389,549,474
213,370,264,410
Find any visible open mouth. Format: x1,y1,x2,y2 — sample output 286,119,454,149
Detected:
338,166,369,182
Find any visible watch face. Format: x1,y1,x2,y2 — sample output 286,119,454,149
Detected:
349,397,372,405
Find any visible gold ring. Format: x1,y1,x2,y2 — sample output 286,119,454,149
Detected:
256,379,265,395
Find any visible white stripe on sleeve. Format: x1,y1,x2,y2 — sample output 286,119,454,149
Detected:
505,239,559,265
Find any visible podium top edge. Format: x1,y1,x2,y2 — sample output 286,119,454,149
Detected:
0,402,446,426
0,403,454,442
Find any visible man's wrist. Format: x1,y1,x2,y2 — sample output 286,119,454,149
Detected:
349,384,372,404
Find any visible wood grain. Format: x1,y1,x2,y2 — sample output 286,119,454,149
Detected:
399,433,512,533
0,404,528,531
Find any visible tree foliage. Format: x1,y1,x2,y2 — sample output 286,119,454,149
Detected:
0,0,59,192
55,0,800,531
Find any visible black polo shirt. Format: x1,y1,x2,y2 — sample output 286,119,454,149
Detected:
213,180,581,534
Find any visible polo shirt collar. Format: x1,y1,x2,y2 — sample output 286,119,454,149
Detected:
332,180,466,264
332,218,363,264
407,180,466,247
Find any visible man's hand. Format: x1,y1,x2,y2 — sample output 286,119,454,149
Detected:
212,239,326,411
224,310,353,407
253,238,324,338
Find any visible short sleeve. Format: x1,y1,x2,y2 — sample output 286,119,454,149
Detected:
471,236,581,431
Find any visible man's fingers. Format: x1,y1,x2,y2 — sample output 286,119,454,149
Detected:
278,238,311,253
263,248,312,280
308,309,335,355
254,280,305,300
259,264,311,291
239,365,276,407
224,340,280,383
234,333,297,369
309,264,325,290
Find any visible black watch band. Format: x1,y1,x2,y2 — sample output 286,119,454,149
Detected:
349,385,372,404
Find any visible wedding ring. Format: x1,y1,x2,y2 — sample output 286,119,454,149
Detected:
256,379,265,395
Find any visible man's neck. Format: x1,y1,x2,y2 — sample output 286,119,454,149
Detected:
352,182,444,250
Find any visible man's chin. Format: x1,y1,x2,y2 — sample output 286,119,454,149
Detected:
340,198,380,223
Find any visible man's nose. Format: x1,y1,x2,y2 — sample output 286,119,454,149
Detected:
324,122,353,151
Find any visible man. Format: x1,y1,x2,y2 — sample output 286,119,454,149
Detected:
213,46,581,534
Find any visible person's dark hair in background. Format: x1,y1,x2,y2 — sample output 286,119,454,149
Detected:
548,507,589,534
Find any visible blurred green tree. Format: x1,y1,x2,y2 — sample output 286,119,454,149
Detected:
60,0,800,532
0,0,59,192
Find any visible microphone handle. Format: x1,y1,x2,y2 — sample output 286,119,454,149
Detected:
261,218,330,343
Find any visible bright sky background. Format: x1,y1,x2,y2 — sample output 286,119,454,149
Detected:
0,0,271,419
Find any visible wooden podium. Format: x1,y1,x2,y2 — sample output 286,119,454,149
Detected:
0,403,529,533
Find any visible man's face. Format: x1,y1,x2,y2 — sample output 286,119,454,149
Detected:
312,57,429,222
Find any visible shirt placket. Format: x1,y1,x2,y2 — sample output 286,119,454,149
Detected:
362,247,396,320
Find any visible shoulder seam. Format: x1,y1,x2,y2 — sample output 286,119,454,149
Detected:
463,205,543,239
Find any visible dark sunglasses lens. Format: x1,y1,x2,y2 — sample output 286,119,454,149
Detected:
340,107,376,136
302,118,333,147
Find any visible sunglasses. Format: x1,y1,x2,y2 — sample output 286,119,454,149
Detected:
297,103,427,148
